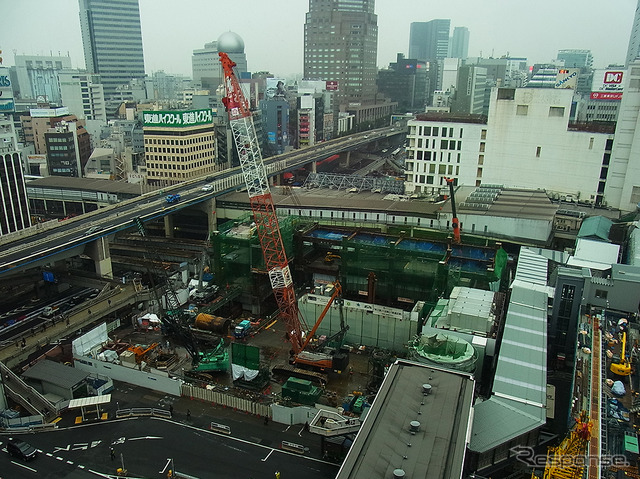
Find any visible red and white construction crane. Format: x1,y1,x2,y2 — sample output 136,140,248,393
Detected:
218,52,307,353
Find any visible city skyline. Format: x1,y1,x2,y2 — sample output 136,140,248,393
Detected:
2,0,636,79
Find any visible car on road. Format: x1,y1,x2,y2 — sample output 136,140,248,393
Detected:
201,184,213,192
165,194,181,204
84,226,103,235
7,438,38,461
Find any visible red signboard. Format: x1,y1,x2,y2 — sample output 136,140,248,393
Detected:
590,92,623,100
326,80,338,91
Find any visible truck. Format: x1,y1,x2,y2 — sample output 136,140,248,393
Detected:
165,194,181,204
234,320,252,339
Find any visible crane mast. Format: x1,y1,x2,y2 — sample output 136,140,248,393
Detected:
219,52,306,353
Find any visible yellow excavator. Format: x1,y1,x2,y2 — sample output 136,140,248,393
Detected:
610,330,632,376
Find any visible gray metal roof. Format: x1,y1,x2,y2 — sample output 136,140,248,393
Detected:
22,359,89,389
469,247,548,453
219,188,443,217
336,360,475,479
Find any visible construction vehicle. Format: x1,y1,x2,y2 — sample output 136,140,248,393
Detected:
611,329,632,376
234,319,252,339
219,53,348,376
132,217,228,372
293,282,349,372
444,177,461,244
324,252,341,264
127,342,159,364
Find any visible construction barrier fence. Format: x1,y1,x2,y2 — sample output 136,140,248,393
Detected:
182,384,271,418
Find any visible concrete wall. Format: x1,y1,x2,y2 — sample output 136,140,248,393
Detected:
272,404,317,426
459,213,552,243
73,357,182,396
484,87,612,203
298,294,418,351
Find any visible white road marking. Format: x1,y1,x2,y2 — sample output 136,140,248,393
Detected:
11,460,37,472
261,450,274,462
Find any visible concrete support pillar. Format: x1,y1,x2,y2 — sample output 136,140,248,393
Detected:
197,197,218,234
164,214,175,238
88,236,113,279
311,161,317,174
344,151,351,168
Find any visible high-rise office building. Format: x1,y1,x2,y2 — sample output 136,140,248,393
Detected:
557,49,593,69
58,71,107,121
304,0,378,108
0,116,31,235
377,54,430,113
78,0,146,105
409,19,451,62
450,27,469,60
627,0,640,66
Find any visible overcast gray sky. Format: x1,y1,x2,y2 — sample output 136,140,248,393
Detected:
2,0,636,78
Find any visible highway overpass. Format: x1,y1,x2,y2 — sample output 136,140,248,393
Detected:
0,126,404,279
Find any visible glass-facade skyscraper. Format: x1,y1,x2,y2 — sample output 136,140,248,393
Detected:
304,0,378,108
409,19,451,62
78,0,146,104
450,27,469,60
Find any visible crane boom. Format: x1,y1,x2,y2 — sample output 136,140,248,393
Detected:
445,177,461,244
219,52,306,353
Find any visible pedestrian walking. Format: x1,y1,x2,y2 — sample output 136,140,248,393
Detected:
110,447,115,461
186,409,191,420
169,404,173,416
264,415,269,425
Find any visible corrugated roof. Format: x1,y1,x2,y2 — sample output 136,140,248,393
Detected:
469,248,548,453
513,247,548,285
577,216,612,242
22,359,89,389
68,394,112,409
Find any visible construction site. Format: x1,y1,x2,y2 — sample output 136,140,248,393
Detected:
4,51,640,479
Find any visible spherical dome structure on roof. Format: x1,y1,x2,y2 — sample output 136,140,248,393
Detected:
217,31,245,54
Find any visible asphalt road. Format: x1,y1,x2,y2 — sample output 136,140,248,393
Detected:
0,417,339,479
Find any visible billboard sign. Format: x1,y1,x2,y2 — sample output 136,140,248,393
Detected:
590,92,623,100
592,69,625,92
0,66,15,112
265,79,286,100
326,80,338,91
554,68,579,89
143,109,213,127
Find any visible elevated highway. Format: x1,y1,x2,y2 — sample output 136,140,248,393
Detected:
0,127,404,279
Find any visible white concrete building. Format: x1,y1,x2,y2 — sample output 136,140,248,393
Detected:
13,54,73,104
482,87,613,205
405,87,615,207
405,115,486,195
607,62,640,211
58,71,107,121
